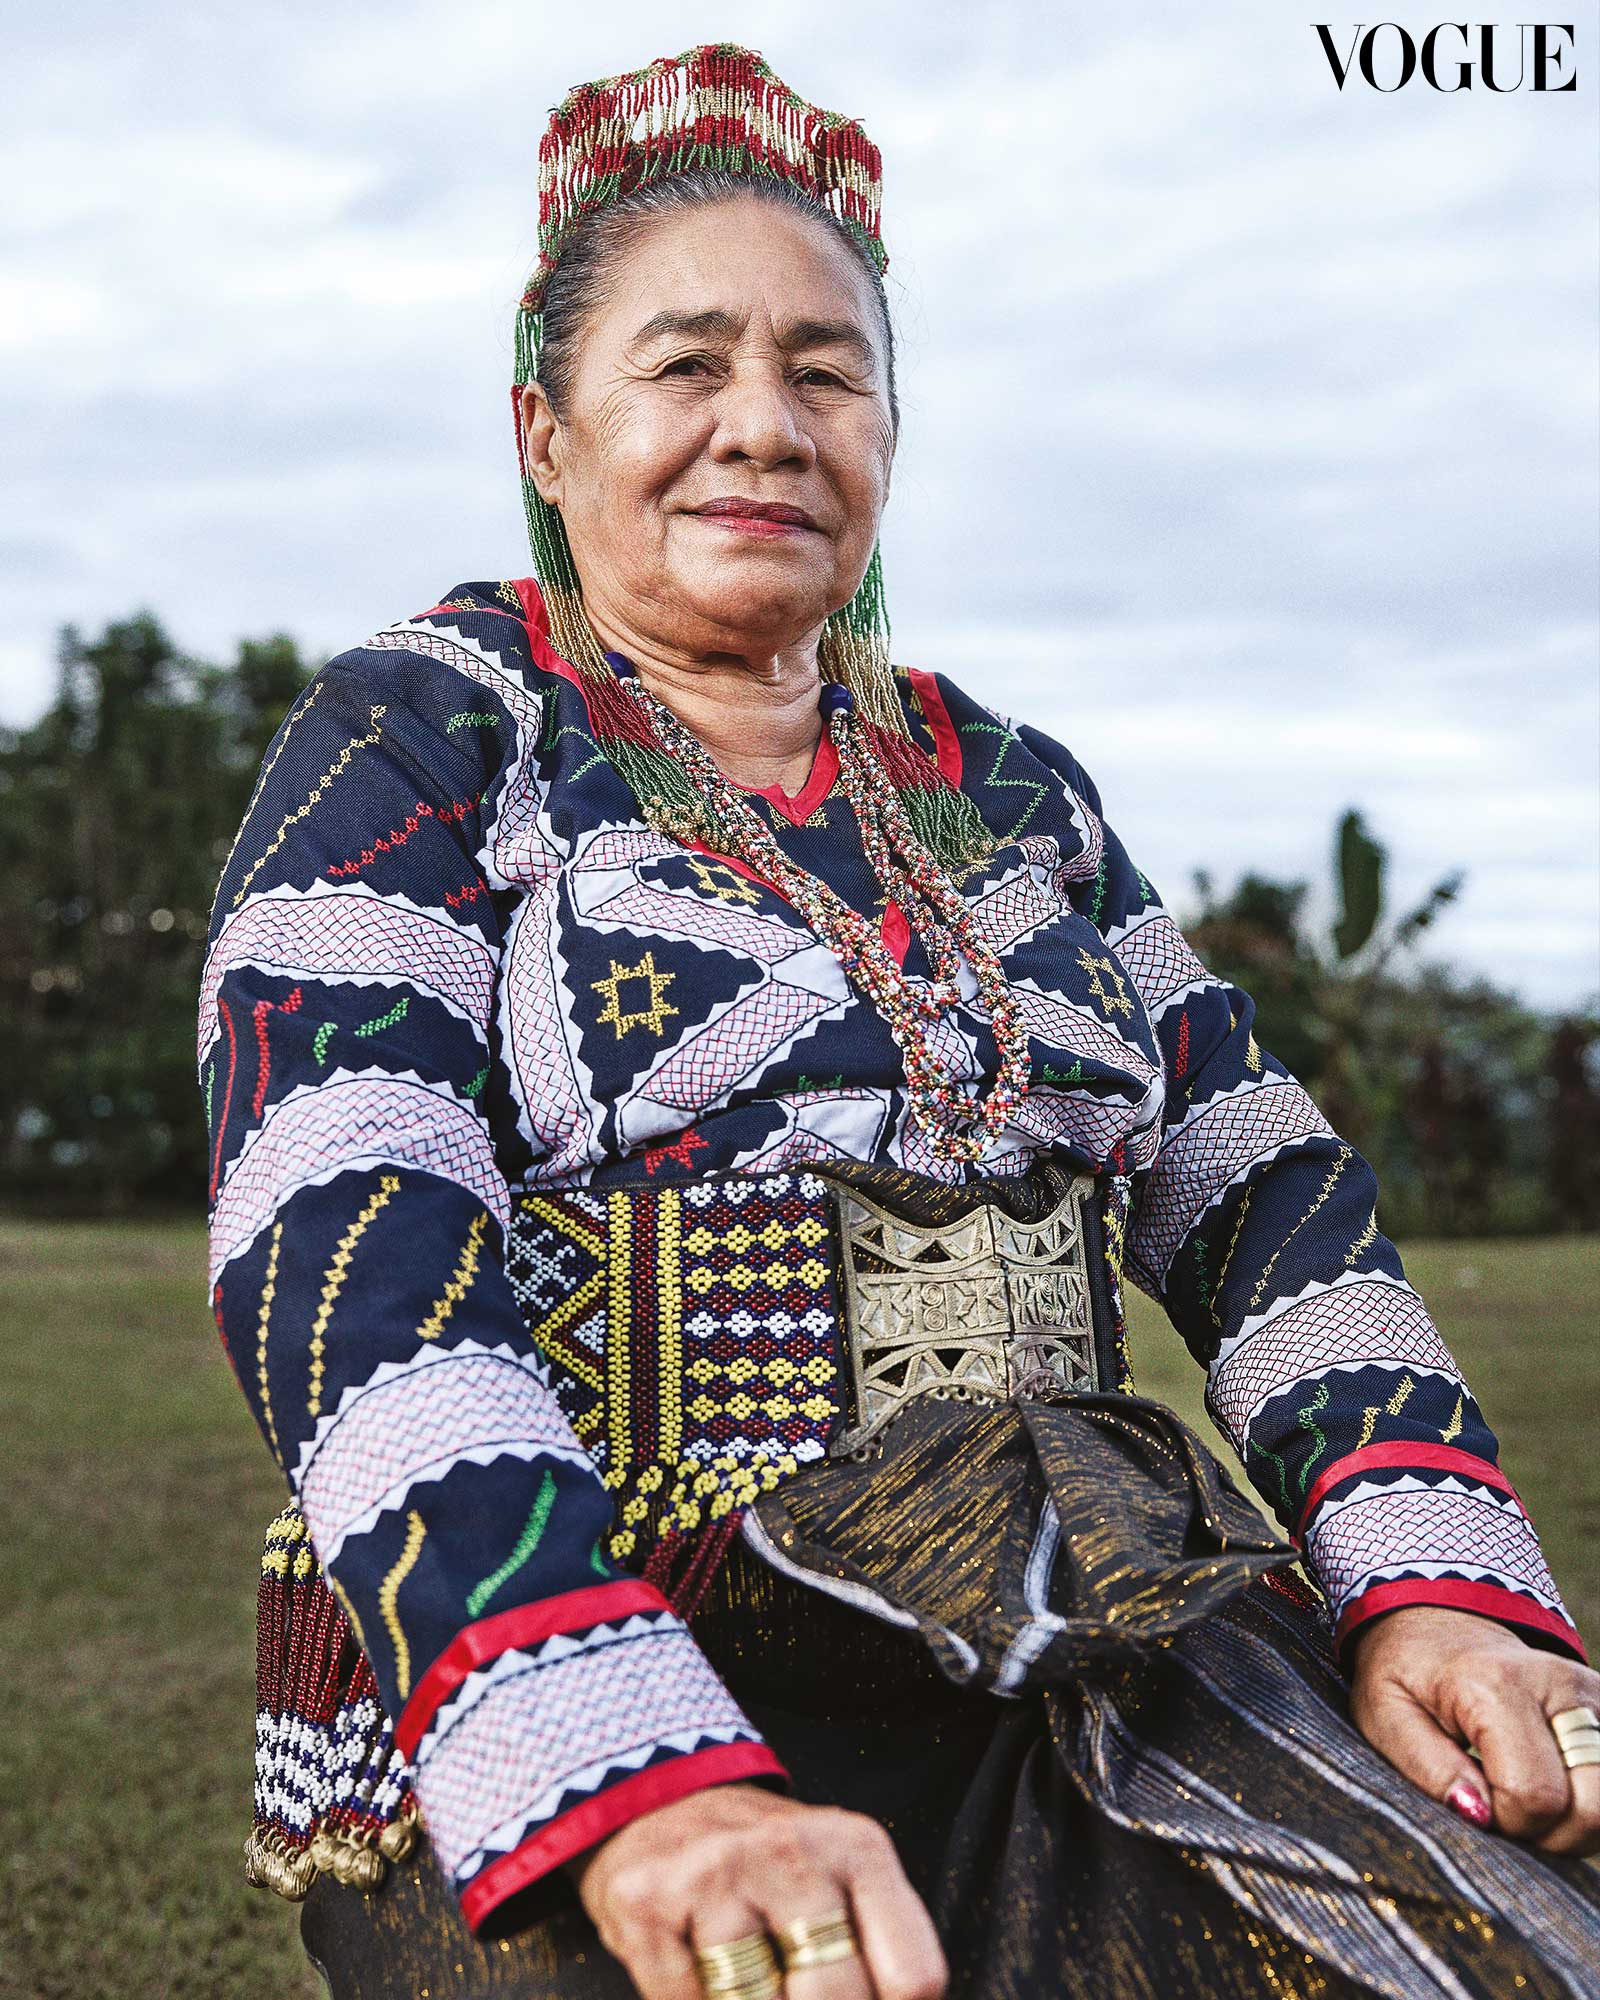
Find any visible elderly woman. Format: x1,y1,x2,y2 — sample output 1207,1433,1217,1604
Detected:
201,43,1599,2000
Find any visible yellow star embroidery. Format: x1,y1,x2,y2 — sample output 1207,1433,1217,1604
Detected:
1077,946,1134,1018
688,857,760,905
591,952,679,1038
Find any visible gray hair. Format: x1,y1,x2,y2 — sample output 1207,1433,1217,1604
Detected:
532,168,899,435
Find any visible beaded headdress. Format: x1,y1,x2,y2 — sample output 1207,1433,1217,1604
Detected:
508,46,949,796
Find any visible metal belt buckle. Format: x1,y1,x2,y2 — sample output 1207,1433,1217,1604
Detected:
822,1173,1102,1459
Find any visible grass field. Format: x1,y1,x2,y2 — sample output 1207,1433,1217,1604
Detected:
2,1218,1595,2000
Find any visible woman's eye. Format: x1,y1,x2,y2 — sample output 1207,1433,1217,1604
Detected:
655,358,848,390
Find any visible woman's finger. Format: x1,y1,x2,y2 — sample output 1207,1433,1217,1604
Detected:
1536,1760,1600,1858
1530,1692,1600,1857
1351,1674,1493,1828
824,1812,948,2000
686,1894,799,2000
1468,1682,1573,1842
634,1924,719,2000
767,1891,879,2000
576,1791,945,2000
603,1873,743,2000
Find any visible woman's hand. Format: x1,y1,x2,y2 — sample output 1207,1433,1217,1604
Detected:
1348,1604,1600,1854
564,1780,948,2000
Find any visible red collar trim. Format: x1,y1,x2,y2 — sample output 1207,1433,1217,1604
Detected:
729,733,839,825
508,578,841,825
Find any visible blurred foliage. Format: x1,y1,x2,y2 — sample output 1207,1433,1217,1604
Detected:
0,614,312,1211
1,616,1596,1235
1186,809,1600,1239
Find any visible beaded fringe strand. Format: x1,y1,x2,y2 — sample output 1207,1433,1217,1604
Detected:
244,1504,420,1903
243,1496,757,1901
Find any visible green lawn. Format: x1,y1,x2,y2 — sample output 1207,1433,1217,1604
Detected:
2,1219,1594,2000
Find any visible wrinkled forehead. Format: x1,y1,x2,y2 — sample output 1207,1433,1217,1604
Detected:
592,200,887,363
626,306,878,368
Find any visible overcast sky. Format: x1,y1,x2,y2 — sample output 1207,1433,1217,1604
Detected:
8,3,1598,1007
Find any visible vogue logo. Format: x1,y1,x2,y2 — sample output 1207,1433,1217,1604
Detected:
1313,21,1578,89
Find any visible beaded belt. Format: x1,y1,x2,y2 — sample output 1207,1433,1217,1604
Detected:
501,1161,1126,1562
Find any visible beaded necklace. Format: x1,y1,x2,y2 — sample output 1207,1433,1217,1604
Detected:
604,650,1033,1165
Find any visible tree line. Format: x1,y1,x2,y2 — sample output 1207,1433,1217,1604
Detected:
1,613,1595,1232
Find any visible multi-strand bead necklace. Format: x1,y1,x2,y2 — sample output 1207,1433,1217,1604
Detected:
605,651,1033,1164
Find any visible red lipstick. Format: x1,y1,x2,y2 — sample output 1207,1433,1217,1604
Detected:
690,497,818,537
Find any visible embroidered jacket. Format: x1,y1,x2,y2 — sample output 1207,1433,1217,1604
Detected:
199,576,1583,1937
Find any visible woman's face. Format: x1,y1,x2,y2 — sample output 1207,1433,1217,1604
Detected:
520,195,897,662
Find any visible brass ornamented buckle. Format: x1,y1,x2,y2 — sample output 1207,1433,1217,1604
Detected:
821,1174,1101,1458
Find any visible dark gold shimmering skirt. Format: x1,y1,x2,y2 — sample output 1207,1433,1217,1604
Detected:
300,1389,1600,1999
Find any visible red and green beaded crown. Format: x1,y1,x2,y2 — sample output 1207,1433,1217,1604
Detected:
520,42,888,320
511,44,925,770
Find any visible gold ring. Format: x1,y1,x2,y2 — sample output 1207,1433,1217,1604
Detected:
1551,1706,1600,1772
693,1929,782,2000
773,1905,859,1972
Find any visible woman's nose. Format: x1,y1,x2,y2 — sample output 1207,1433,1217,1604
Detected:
709,367,815,468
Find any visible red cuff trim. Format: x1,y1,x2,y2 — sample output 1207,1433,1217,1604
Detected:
903,666,961,786
1337,1577,1587,1663
459,1739,790,1934
398,1578,673,1758
1297,1442,1520,1536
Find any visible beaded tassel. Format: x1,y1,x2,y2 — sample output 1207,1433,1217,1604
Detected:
607,654,1032,1164
1100,1165,1138,1394
244,1503,420,1903
641,1508,749,1621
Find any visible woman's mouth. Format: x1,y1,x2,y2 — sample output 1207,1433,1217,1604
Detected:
689,499,820,537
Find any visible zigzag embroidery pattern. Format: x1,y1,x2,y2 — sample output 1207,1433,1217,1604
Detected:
256,1221,283,1464
380,1509,429,1699
960,718,1050,841
325,791,485,883
231,705,386,908
215,677,326,892
1357,1374,1415,1450
308,1175,401,1417
1246,1147,1353,1312
418,1212,490,1341
1296,1380,1331,1491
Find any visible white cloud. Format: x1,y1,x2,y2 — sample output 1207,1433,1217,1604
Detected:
5,0,1596,1007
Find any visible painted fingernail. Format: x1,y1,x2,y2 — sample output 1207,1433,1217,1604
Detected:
1446,1779,1492,1828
